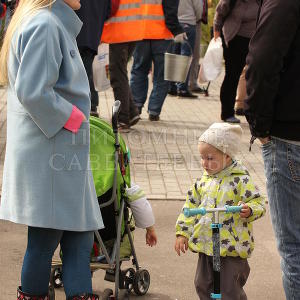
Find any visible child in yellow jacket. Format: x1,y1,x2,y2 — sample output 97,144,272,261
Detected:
175,123,265,300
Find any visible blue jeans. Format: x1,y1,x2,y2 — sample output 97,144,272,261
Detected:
21,227,94,297
177,23,196,92
130,39,171,116
262,137,300,299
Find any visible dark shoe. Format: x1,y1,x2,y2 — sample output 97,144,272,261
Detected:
67,294,99,300
223,116,241,123
17,286,49,300
118,122,131,133
168,89,178,96
129,114,140,126
149,114,160,121
177,90,198,99
90,106,99,117
137,106,142,114
190,86,205,94
90,111,99,118
235,108,245,116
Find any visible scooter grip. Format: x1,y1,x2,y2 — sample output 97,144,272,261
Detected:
225,205,242,213
184,207,207,217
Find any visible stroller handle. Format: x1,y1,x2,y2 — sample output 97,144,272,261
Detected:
112,100,121,131
184,205,242,217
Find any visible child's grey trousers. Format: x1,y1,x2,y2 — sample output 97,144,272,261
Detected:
194,253,250,300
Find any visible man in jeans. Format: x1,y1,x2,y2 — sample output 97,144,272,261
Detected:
130,0,183,121
245,0,300,298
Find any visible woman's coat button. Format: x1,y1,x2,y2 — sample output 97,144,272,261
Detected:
70,50,76,57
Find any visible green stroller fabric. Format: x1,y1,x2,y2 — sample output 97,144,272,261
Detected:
89,116,131,197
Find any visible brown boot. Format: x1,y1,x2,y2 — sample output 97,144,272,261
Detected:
17,286,49,300
67,294,99,300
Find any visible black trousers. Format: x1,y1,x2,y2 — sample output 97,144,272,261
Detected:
220,35,250,120
79,47,99,110
109,42,138,124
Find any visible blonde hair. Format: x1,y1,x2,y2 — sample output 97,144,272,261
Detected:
0,0,56,85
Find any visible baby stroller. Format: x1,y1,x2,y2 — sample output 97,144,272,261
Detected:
50,101,151,300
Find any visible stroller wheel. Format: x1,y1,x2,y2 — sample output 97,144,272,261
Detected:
133,269,150,296
50,267,63,288
120,268,135,291
102,288,113,300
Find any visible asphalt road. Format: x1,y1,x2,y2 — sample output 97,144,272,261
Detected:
0,200,285,300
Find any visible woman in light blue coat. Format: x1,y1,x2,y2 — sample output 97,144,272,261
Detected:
0,0,103,299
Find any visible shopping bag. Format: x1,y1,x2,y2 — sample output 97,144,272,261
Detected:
92,43,111,92
198,37,223,83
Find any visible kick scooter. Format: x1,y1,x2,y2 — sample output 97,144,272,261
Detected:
184,205,242,299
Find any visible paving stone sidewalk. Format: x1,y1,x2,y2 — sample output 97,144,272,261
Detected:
0,73,266,200
96,73,266,201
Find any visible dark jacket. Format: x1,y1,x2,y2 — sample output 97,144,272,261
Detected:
162,0,184,36
245,0,300,140
214,0,259,46
76,0,111,53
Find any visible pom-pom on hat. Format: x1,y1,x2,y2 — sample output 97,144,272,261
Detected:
198,123,243,158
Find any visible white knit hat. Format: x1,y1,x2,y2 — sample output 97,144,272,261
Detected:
198,123,243,158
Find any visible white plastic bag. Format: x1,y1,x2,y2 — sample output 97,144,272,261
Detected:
198,37,223,83
92,43,111,92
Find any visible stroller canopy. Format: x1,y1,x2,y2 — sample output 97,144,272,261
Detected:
90,117,131,197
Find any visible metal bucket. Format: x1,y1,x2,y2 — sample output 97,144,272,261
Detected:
164,41,192,83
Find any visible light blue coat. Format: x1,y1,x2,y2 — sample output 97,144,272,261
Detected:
0,0,104,231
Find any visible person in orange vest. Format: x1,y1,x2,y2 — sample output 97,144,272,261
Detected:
129,0,184,121
102,0,184,128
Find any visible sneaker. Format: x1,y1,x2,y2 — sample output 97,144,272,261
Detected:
235,108,245,116
149,114,160,121
177,90,198,99
223,116,241,123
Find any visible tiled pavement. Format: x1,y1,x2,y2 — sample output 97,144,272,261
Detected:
0,72,267,201
97,73,267,201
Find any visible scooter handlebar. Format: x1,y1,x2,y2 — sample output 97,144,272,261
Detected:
183,205,242,217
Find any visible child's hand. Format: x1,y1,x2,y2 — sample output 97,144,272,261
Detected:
238,201,252,218
146,226,157,247
175,235,188,256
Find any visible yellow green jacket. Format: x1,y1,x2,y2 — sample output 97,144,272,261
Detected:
176,161,265,258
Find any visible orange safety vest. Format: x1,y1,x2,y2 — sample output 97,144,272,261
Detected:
101,0,173,44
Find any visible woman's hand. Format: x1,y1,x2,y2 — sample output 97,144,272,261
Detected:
238,201,252,218
214,30,221,41
175,235,188,256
